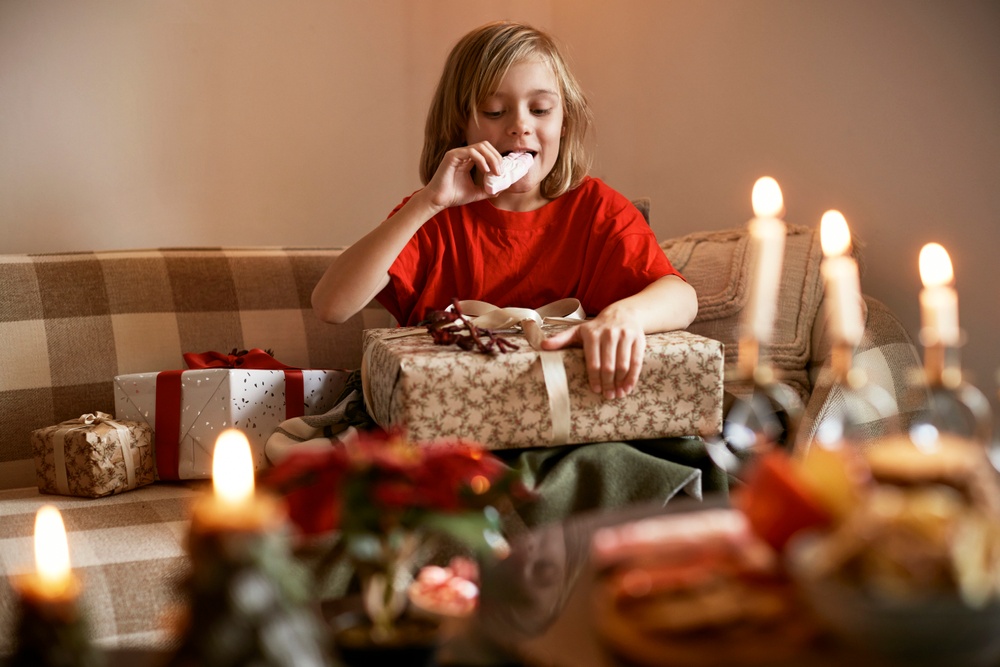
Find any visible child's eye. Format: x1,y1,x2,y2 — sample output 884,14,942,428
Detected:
532,108,552,116
482,110,504,119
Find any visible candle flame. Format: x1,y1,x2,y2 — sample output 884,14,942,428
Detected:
34,505,71,588
919,243,954,288
820,210,851,257
751,177,784,218
212,429,255,505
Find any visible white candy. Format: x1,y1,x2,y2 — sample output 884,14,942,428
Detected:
484,152,534,195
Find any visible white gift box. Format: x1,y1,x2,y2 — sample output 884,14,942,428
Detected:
362,328,724,450
114,369,349,479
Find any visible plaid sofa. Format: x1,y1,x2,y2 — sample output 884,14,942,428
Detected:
0,247,393,491
0,238,922,651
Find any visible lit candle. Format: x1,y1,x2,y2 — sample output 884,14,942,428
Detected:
919,243,960,347
743,176,787,345
11,505,101,665
17,505,79,605
31,505,75,599
190,428,282,533
172,429,331,666
820,210,865,347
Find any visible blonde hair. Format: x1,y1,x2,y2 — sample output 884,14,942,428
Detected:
420,21,593,199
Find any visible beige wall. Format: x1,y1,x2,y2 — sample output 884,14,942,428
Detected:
3,0,999,408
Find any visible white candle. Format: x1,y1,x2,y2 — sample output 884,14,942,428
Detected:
919,243,960,347
743,176,786,344
820,210,864,347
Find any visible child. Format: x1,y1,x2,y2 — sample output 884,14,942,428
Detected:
312,20,697,400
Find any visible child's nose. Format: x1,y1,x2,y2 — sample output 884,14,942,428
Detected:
508,109,532,135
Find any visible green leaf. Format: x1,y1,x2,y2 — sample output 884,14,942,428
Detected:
419,510,500,557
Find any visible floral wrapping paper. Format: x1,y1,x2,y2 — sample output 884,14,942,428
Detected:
362,328,724,450
31,415,154,497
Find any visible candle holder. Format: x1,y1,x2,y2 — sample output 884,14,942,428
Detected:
167,491,334,667
9,573,103,667
706,337,805,476
805,342,901,453
906,332,993,451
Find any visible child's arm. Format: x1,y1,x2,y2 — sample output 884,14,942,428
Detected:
541,275,698,399
312,142,503,324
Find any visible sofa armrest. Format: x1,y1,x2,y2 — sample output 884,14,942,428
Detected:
799,295,924,449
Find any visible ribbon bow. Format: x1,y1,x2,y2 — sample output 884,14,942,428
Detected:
74,411,116,425
183,348,298,371
449,298,585,336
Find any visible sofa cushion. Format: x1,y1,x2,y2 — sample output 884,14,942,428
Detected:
661,224,825,403
0,248,395,491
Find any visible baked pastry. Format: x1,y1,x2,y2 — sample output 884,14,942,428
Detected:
591,509,817,666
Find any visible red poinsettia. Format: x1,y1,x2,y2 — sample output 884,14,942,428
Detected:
260,431,528,639
260,430,524,541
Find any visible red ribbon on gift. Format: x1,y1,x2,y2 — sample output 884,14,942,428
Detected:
154,349,305,480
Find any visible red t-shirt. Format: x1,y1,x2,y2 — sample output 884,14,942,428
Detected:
376,177,681,326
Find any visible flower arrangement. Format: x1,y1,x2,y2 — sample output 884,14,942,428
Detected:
260,431,523,641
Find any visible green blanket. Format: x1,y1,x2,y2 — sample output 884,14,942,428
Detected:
496,436,728,529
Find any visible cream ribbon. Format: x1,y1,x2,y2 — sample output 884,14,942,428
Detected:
451,298,586,331
380,298,586,342
367,299,584,446
52,412,137,494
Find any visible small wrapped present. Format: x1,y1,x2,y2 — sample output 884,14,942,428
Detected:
31,412,154,497
361,328,724,449
114,349,351,480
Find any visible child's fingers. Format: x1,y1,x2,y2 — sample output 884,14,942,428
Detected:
539,326,580,350
463,142,502,175
540,326,604,395
541,325,645,398
619,335,645,396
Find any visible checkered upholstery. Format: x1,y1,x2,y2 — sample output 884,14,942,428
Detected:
0,248,395,491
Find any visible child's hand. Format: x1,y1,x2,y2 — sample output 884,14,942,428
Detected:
540,312,646,400
423,141,502,211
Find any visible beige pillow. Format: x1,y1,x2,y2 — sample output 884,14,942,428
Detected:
661,224,825,403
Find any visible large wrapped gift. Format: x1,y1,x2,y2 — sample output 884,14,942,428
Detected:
114,349,350,480
31,412,154,497
361,328,724,449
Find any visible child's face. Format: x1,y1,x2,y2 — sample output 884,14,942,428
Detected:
466,58,564,204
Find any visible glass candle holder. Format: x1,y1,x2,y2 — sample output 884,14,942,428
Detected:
807,342,901,453
907,333,993,451
706,337,805,477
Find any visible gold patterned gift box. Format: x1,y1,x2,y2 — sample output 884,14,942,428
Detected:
361,328,725,449
31,412,154,498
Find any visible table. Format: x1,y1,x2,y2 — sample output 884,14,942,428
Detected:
437,496,895,667
0,496,969,666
